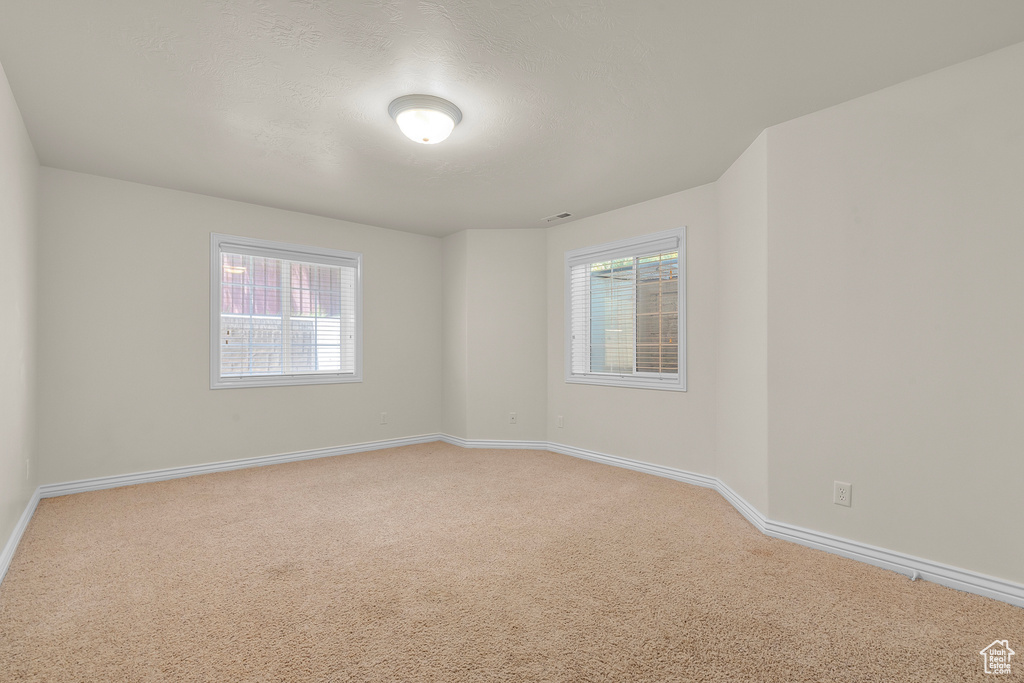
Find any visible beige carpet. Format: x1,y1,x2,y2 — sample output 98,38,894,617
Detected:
0,442,1020,682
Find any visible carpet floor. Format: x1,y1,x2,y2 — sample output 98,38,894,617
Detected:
0,442,1021,681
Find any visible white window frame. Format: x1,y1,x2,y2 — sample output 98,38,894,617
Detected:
564,227,686,392
210,233,363,389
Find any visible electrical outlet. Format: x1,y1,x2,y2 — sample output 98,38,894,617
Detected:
834,481,852,507
25,459,31,481
509,412,517,425
557,415,564,428
379,412,388,425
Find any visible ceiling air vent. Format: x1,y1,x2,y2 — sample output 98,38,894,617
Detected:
544,212,572,222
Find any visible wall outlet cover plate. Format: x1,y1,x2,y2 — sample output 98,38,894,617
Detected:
834,481,852,507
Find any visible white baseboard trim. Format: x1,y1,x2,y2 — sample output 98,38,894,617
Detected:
712,479,769,532
545,442,719,490
37,434,442,498
439,435,551,451
3,433,1021,607
758,516,1024,608
0,487,41,586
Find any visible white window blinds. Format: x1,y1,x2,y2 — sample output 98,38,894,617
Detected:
211,234,362,388
566,228,685,391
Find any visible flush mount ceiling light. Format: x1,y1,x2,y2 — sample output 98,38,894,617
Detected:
388,94,462,144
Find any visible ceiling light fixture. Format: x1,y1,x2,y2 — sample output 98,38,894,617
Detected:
388,94,462,145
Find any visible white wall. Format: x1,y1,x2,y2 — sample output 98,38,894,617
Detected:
546,184,718,474
36,169,442,483
441,232,468,438
0,61,38,548
442,229,548,441
465,230,547,441
715,132,769,513
765,42,1024,583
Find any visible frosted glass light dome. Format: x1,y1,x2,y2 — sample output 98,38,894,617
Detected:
388,95,462,145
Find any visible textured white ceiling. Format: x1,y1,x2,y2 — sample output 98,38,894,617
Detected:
2,1,1024,236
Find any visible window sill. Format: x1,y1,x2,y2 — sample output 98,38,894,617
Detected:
565,375,686,392
211,374,362,390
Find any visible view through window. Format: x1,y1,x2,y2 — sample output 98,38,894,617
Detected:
211,234,362,388
567,229,685,390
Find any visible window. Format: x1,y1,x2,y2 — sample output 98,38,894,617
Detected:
565,228,685,391
210,233,362,389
